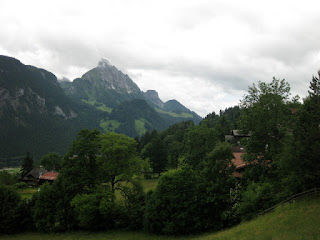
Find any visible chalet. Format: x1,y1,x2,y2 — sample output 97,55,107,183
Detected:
225,130,250,144
22,168,59,186
22,168,48,186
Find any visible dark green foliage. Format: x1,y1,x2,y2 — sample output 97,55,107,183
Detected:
98,132,146,193
62,129,101,192
20,152,34,179
40,152,62,171
141,134,168,176
144,158,236,235
0,171,19,185
0,184,22,233
71,189,115,230
237,182,275,221
144,167,204,234
33,183,59,232
106,99,167,137
239,78,292,180
184,125,219,168
296,74,320,188
120,180,146,230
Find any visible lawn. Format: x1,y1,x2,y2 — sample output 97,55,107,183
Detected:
2,196,319,240
0,167,21,174
17,187,38,199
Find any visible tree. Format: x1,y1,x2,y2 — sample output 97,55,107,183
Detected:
20,152,34,179
33,183,59,231
141,135,167,176
97,132,147,194
296,73,320,188
184,125,219,168
40,152,62,171
239,78,292,179
0,184,22,233
144,167,204,234
61,129,101,192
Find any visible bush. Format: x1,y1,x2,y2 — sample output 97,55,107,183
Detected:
0,184,22,233
144,167,205,234
33,183,59,232
237,181,276,221
0,171,19,186
14,182,28,189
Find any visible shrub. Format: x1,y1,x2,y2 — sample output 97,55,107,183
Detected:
237,181,276,220
0,184,21,233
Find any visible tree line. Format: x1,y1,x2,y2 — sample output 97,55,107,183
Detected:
0,74,319,235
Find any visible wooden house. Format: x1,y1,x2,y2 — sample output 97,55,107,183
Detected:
22,168,48,186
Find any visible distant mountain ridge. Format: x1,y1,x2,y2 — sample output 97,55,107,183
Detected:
0,55,202,161
61,58,202,136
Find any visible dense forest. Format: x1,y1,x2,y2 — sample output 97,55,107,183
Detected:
1,75,319,235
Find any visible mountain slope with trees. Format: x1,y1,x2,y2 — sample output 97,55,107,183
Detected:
0,56,202,163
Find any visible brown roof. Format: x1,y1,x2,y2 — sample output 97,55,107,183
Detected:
23,168,47,180
231,152,247,178
39,172,59,180
232,152,246,169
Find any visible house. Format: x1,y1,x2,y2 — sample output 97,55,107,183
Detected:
39,172,59,185
22,168,59,186
22,168,48,186
225,130,250,144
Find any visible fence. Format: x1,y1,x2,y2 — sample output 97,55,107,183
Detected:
258,188,320,216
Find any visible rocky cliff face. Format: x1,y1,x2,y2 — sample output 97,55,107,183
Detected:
0,55,88,160
82,59,142,95
143,90,164,108
0,55,76,120
62,59,144,108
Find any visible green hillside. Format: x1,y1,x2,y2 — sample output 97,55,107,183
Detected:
2,196,319,240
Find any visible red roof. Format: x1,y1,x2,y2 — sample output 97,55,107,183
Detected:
39,172,59,180
232,152,246,169
231,152,247,178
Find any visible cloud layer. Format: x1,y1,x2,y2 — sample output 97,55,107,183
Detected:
1,0,320,116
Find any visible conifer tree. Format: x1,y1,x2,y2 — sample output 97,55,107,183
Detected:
20,152,33,179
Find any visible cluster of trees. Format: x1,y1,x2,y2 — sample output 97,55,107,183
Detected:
1,74,319,235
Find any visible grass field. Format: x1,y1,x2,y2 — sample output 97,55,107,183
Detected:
17,187,38,199
0,167,21,174
2,196,319,240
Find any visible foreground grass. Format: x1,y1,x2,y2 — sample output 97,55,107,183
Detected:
2,196,319,240
198,196,320,240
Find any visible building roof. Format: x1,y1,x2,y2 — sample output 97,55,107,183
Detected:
231,130,250,137
23,168,47,180
39,172,59,181
232,152,246,169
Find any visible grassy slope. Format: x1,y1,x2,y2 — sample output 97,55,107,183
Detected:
197,196,320,240
2,196,319,240
155,108,193,118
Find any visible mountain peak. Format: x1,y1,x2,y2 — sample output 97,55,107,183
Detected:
98,58,112,68
144,90,164,108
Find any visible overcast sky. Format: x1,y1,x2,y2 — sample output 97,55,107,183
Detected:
1,0,320,117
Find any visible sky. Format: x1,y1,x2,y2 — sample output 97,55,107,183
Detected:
1,0,320,117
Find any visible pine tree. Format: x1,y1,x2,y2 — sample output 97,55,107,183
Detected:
298,72,320,188
20,152,34,179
